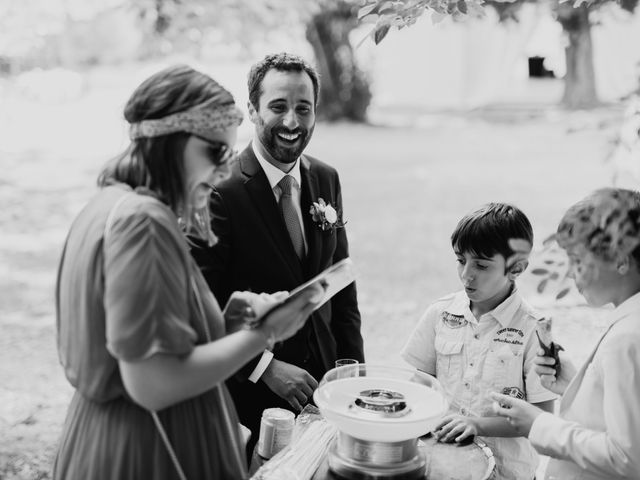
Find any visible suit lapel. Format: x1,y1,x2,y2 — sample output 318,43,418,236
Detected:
239,147,304,282
300,156,323,277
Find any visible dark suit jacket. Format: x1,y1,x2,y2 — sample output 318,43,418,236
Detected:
190,144,364,443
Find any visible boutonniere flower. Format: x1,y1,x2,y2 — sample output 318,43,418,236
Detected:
309,198,346,232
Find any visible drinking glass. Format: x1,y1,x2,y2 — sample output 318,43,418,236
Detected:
335,358,359,379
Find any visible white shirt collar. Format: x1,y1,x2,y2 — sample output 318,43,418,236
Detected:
445,287,522,327
252,140,302,191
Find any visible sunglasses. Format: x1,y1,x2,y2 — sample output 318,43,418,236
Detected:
205,142,238,167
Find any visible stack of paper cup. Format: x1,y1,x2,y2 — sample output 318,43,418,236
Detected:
258,408,295,459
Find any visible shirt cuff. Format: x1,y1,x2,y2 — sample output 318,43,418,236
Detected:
248,350,274,383
529,411,556,448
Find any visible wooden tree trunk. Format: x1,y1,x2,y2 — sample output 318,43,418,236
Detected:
557,4,599,109
305,4,371,122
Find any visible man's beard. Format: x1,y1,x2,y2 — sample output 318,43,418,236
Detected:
260,125,314,164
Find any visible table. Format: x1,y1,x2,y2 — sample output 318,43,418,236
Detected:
250,434,496,480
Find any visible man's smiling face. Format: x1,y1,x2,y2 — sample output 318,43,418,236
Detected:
249,69,316,165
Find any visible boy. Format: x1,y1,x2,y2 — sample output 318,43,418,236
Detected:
492,188,640,479
402,203,556,480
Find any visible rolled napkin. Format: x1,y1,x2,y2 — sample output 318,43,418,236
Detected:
535,317,564,377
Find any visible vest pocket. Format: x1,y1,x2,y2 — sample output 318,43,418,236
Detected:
434,337,464,378
482,344,524,391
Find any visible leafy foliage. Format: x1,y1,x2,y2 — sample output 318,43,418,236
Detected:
357,0,638,43
357,0,485,44
526,239,575,301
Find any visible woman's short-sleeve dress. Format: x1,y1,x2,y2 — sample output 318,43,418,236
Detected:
54,184,248,480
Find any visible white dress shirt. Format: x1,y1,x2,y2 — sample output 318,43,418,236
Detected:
248,140,307,383
252,140,307,253
529,291,640,479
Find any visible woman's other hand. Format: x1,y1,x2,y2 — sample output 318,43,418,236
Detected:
534,348,576,395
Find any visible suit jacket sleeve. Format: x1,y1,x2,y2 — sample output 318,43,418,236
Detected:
329,174,365,363
190,187,263,378
528,333,640,478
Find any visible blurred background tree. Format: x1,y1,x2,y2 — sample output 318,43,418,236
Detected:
0,0,372,121
2,0,636,117
305,0,372,121
133,0,372,121
359,0,639,109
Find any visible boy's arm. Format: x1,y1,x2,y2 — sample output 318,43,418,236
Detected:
400,304,440,373
437,399,553,442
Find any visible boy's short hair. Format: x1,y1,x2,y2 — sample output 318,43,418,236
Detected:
451,203,534,264
556,188,640,266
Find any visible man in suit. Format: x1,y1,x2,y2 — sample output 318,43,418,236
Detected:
191,52,364,449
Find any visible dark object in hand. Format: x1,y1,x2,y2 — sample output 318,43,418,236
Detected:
536,331,564,377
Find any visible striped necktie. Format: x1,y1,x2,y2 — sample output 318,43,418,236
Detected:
278,175,305,260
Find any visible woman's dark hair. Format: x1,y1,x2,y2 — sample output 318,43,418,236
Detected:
451,203,534,265
98,65,235,214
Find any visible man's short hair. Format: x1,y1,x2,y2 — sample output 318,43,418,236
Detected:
451,203,534,263
247,52,320,110
556,188,640,266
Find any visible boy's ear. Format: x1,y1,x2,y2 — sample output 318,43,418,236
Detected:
507,259,528,280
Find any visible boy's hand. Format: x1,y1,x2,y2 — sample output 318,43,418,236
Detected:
490,392,544,437
433,414,478,443
534,348,576,395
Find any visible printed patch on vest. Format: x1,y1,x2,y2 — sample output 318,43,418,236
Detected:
493,327,524,345
441,312,468,328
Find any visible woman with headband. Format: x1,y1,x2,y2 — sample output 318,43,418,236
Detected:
53,65,323,480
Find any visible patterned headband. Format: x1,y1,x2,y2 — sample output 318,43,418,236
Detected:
129,100,243,143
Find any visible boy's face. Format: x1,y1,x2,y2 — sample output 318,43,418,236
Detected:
455,251,513,308
566,244,619,307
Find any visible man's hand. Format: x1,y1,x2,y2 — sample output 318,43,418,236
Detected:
433,414,479,443
490,392,544,437
534,348,576,395
261,359,318,411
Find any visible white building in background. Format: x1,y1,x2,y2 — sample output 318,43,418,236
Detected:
358,4,640,110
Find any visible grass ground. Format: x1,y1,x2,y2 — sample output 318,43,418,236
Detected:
0,68,625,478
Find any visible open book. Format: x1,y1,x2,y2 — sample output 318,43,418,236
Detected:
251,258,356,326
287,257,356,310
